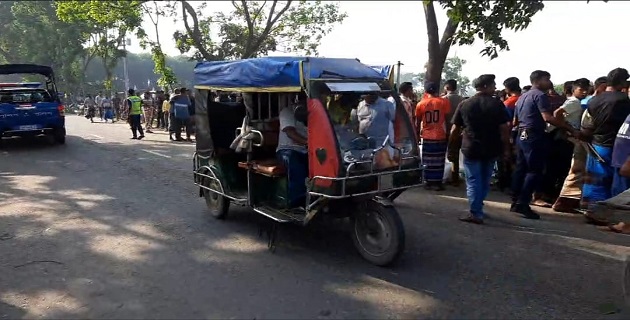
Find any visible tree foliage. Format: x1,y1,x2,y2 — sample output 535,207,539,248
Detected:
83,52,196,93
423,0,545,84
399,56,471,95
56,0,145,92
138,1,178,90
0,1,89,90
174,0,347,61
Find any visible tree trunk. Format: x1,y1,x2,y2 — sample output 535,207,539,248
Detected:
180,0,214,61
423,1,459,86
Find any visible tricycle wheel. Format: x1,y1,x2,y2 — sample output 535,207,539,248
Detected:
351,202,405,266
203,177,230,220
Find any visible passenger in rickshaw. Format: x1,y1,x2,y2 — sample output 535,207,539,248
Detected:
327,94,356,125
348,93,398,168
277,100,309,208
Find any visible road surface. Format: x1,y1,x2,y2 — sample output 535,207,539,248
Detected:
1,115,629,319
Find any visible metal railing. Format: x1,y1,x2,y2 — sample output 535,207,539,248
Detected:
192,152,247,203
308,135,424,199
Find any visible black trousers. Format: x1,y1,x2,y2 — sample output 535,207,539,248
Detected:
129,114,144,138
156,111,164,128
539,136,573,198
173,117,192,139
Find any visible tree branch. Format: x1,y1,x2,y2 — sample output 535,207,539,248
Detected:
181,0,213,60
252,1,268,22
243,0,291,58
438,18,459,62
240,0,256,53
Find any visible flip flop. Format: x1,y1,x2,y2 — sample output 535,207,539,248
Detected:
531,199,552,208
598,223,630,234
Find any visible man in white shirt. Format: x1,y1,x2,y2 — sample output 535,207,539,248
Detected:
277,104,308,208
84,94,96,123
94,92,103,120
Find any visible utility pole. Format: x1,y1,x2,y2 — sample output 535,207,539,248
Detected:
123,38,131,92
396,61,404,90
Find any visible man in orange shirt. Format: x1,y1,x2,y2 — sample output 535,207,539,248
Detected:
417,81,451,190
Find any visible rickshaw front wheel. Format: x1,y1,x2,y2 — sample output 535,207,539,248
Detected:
351,202,405,267
203,177,230,220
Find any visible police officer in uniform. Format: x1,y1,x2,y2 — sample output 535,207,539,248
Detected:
127,89,145,140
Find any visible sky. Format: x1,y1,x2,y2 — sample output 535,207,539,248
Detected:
127,1,629,87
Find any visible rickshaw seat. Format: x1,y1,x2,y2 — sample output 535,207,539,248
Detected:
238,159,286,177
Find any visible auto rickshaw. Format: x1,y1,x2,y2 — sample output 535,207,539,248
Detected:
192,57,423,266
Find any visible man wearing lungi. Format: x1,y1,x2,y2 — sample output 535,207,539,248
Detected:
581,68,630,224
590,125,630,234
416,82,451,191
511,70,582,220
551,78,591,212
443,79,465,186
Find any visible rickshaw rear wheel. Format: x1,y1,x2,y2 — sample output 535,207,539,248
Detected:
351,202,405,267
202,177,230,220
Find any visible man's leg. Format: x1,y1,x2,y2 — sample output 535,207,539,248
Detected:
156,111,162,128
185,119,193,141
146,108,154,131
611,168,630,198
130,115,139,138
451,153,461,186
137,115,145,139
515,138,546,219
511,140,527,207
449,136,462,186
279,150,308,208
463,157,484,219
480,159,496,203
173,118,183,140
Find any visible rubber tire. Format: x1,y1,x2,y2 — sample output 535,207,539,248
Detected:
351,202,405,267
53,128,66,145
202,176,230,220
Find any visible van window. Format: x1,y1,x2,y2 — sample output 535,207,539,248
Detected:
0,90,53,103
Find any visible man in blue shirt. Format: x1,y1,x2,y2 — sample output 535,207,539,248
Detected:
511,70,582,219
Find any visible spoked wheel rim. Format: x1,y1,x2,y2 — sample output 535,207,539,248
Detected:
354,209,392,257
204,179,220,209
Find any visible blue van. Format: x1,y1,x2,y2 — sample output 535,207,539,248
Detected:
0,64,66,145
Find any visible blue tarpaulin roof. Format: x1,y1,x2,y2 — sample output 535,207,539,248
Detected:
194,57,386,92
369,65,392,79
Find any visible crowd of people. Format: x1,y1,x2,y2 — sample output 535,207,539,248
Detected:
80,88,196,142
409,67,630,233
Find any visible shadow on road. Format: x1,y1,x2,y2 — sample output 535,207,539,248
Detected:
0,135,629,319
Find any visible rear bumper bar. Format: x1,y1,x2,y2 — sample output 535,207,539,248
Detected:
1,128,55,137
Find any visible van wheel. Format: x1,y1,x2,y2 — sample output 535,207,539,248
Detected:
53,128,66,145
351,202,405,266
203,177,230,220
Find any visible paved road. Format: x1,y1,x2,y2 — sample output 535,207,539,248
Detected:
1,115,629,319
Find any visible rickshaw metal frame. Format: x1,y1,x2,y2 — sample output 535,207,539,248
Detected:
191,57,425,265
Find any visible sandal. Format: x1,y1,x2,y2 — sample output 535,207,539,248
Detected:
531,199,552,208
598,222,630,234
458,213,484,225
